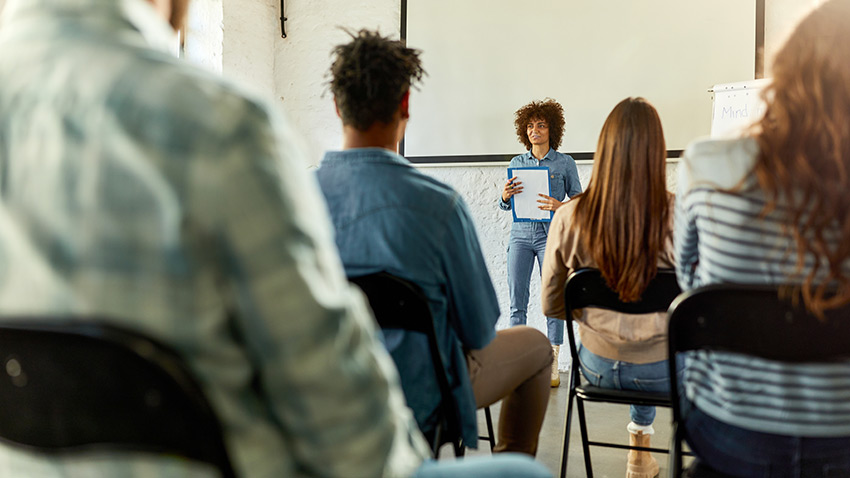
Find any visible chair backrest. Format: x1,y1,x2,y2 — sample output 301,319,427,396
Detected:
348,272,462,451
564,268,681,364
0,320,236,478
668,284,850,362
565,268,681,315
666,284,850,434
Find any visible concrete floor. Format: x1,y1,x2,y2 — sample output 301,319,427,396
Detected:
439,371,692,478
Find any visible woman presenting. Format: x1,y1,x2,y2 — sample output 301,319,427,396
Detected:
499,98,581,387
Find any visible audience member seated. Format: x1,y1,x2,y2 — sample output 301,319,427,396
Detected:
674,1,850,476
541,97,677,478
0,1,550,477
316,30,553,456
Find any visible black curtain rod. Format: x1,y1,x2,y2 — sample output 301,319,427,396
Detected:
280,0,288,38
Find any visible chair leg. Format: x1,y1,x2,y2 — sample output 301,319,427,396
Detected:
484,406,496,451
576,397,594,478
669,422,683,478
453,439,465,457
560,372,577,478
432,423,443,459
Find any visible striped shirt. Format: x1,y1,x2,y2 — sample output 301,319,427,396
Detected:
675,136,850,437
0,0,430,476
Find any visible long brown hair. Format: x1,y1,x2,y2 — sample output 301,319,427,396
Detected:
571,98,669,302
751,0,850,315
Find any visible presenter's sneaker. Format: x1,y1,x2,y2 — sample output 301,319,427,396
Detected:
550,345,560,387
626,431,659,478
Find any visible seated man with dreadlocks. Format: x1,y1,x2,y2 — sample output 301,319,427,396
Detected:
316,30,553,458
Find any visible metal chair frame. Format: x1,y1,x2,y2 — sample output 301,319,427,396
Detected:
560,268,681,478
350,272,468,457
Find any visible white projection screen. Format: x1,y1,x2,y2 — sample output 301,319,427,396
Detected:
403,0,757,163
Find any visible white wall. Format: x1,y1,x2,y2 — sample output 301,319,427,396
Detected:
222,0,277,98
184,0,223,74
184,0,277,98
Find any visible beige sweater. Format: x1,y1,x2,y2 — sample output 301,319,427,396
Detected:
541,198,675,364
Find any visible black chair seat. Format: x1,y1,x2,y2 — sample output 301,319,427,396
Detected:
575,385,670,407
0,320,237,477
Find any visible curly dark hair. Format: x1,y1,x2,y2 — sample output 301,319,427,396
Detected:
514,98,566,151
328,29,425,131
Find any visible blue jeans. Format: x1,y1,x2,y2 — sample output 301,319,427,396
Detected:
577,344,682,425
412,454,552,478
507,224,563,345
682,404,850,478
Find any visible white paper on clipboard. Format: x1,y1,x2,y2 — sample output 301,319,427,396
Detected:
510,167,551,221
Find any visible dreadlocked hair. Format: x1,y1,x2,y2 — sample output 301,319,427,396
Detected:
329,29,425,131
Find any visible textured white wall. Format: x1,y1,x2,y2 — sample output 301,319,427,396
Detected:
184,0,277,99
184,0,223,74
222,0,277,98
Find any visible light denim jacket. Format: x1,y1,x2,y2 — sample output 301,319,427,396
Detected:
499,148,582,235
316,148,500,446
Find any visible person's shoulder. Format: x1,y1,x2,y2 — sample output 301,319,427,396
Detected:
344,151,461,207
406,166,462,203
681,136,758,190
509,153,527,166
553,150,576,163
112,50,276,141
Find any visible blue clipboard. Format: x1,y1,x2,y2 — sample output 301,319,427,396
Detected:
508,166,552,223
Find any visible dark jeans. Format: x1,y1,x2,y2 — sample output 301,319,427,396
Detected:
683,405,850,478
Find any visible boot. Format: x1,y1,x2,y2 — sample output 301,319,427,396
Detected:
550,345,560,387
626,430,659,478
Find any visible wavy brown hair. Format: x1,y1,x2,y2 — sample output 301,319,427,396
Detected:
570,98,669,302
750,0,850,316
514,99,565,151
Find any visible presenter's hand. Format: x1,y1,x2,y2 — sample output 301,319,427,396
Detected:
501,177,523,203
537,194,564,212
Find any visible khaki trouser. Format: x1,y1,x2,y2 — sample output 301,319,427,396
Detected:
466,326,553,456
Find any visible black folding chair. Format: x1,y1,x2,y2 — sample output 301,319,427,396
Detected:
667,284,850,478
350,272,469,457
560,268,681,478
0,320,237,477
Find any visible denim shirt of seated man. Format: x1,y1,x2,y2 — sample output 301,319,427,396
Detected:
316,147,499,446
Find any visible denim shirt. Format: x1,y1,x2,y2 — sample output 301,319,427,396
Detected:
316,148,500,446
499,148,582,235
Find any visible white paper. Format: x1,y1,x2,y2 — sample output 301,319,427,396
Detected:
512,169,551,221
